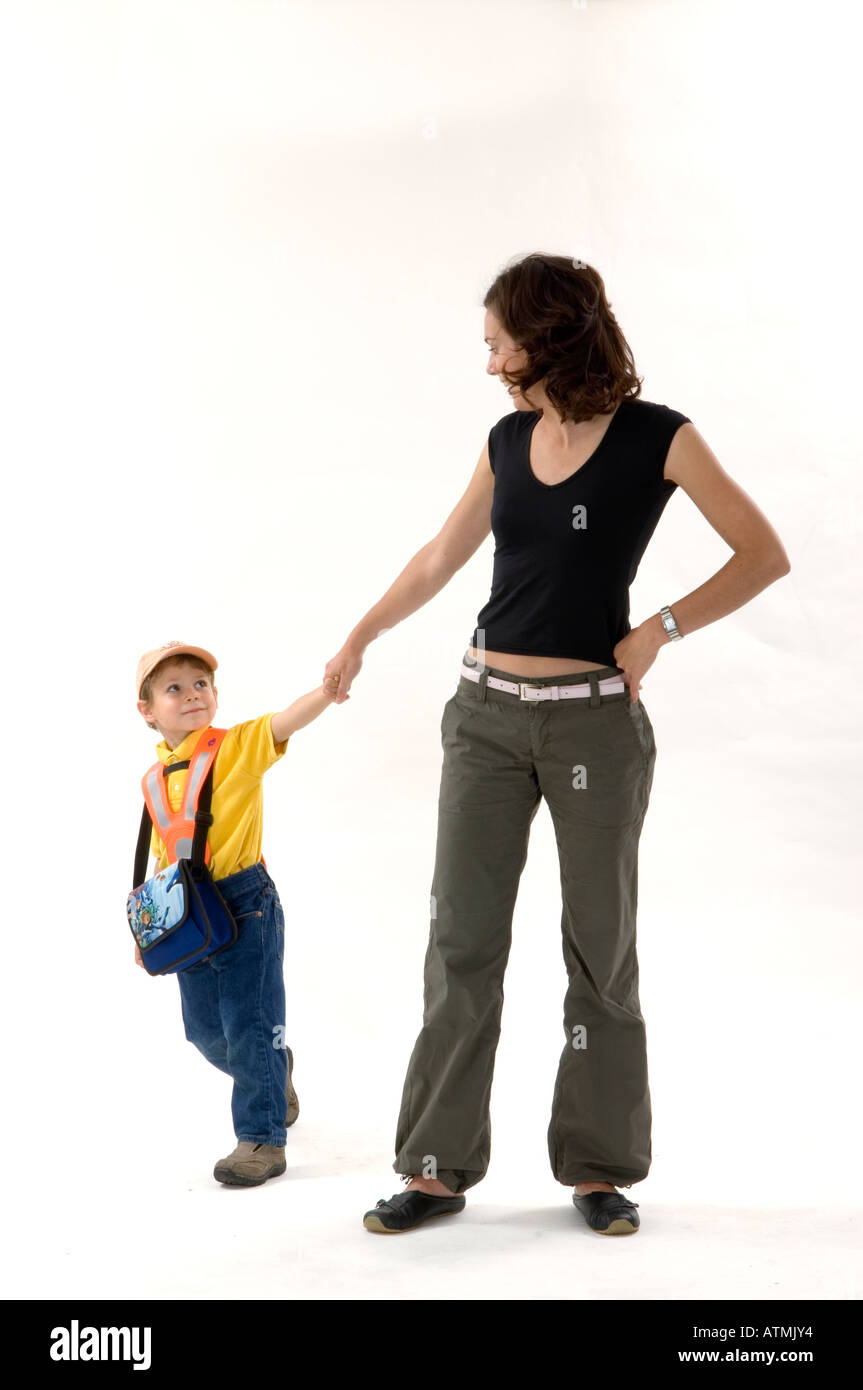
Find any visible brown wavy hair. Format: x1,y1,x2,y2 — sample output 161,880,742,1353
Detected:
483,253,642,423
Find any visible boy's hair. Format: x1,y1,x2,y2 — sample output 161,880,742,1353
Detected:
139,654,216,732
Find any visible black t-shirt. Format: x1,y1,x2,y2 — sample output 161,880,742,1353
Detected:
469,398,691,667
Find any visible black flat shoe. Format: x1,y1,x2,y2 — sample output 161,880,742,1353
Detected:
572,1190,640,1235
363,1189,466,1233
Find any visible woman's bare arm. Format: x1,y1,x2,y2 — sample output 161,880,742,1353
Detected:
323,441,494,700
655,422,791,641
616,422,792,698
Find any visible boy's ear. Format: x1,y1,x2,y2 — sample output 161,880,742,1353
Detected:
137,699,154,723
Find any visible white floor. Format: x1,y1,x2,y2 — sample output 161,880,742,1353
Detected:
17,883,863,1304
15,790,863,1304
15,1115,860,1302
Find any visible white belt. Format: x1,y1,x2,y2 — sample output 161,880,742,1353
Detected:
459,661,626,701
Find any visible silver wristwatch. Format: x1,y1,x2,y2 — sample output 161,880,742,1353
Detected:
660,605,683,641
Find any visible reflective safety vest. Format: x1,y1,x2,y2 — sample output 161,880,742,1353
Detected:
142,727,228,867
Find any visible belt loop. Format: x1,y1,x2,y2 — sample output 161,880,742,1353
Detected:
478,667,489,704
587,671,601,708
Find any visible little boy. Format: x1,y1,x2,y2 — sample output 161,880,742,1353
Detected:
135,639,340,1187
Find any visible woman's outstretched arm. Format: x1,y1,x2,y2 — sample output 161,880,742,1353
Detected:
323,440,494,702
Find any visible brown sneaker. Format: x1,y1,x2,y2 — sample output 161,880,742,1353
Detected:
213,1142,287,1187
285,1045,299,1128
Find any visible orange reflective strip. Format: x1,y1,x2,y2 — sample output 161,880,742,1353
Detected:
141,727,228,866
143,765,172,832
182,750,211,820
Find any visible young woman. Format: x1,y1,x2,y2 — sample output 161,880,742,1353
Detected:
322,253,790,1236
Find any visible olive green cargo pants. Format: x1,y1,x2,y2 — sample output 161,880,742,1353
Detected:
394,654,657,1195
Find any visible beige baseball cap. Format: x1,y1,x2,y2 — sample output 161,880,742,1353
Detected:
137,641,219,698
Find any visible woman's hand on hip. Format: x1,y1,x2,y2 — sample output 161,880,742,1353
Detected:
612,622,664,702
323,643,363,704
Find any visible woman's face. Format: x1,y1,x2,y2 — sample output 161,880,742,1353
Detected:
483,309,536,410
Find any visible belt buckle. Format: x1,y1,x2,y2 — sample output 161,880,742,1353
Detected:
519,681,543,701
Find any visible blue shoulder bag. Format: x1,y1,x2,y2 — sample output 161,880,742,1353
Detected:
127,756,238,976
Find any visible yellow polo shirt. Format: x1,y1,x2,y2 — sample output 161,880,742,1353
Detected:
148,715,289,881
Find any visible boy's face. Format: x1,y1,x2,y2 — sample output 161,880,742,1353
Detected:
137,659,218,748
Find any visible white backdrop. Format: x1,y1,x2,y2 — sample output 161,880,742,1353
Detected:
1,0,859,1301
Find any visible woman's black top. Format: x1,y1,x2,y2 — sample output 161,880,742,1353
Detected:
469,398,691,667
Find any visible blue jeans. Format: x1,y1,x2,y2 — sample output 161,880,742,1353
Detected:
177,861,289,1146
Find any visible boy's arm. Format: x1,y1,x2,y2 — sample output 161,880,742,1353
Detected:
271,683,342,744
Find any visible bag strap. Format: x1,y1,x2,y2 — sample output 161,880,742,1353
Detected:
190,761,215,878
133,801,153,891
132,758,216,889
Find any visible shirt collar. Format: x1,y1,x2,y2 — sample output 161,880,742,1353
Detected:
155,724,214,765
